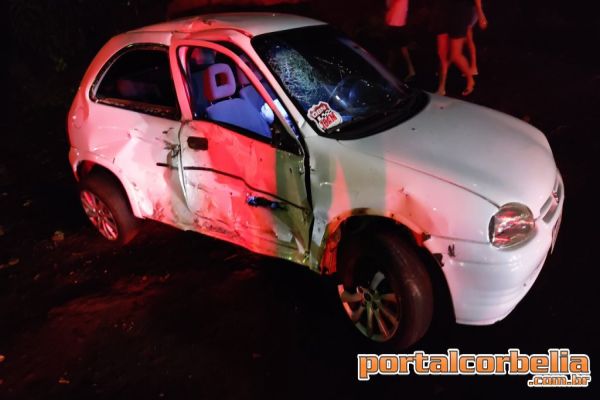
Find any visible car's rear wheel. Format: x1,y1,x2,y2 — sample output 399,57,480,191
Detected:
337,230,433,349
79,173,139,245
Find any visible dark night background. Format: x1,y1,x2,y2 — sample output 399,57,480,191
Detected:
0,0,598,399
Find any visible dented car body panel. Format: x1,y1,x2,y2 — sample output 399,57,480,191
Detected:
68,13,564,326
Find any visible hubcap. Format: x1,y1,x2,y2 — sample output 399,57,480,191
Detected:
80,190,119,241
338,270,401,342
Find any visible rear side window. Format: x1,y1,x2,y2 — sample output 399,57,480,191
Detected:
95,48,178,117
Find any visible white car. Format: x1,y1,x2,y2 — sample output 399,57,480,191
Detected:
67,13,564,348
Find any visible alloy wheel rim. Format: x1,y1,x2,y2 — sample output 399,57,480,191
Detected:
80,190,119,241
338,269,401,342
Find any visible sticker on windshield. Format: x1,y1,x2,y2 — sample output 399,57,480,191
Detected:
307,101,342,132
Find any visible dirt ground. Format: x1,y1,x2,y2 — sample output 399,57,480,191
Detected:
1,1,598,399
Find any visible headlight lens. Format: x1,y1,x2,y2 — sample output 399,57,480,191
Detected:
489,203,535,248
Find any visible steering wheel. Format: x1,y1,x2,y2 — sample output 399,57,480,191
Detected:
327,76,362,109
327,76,377,115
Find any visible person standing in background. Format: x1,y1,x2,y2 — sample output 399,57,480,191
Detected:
432,0,483,96
465,0,488,76
385,0,416,81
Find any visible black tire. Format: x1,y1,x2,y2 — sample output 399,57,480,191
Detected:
79,172,140,245
337,230,433,349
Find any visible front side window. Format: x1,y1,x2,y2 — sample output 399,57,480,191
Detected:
252,26,425,139
95,48,178,118
181,45,292,142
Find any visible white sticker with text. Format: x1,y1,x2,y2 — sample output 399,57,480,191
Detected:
307,101,342,132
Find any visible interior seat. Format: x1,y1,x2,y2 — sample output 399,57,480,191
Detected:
236,67,277,111
189,48,217,118
203,63,271,138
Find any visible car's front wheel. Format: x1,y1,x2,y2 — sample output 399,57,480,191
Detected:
79,172,140,245
337,230,433,349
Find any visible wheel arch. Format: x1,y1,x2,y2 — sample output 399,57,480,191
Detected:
75,160,144,218
318,211,455,325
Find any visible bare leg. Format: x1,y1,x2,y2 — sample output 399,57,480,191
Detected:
466,26,478,75
436,34,449,95
449,37,475,96
401,46,416,81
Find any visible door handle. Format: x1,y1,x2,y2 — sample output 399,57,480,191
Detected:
187,136,208,151
246,196,286,210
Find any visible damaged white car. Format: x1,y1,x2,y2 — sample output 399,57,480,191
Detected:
67,13,564,348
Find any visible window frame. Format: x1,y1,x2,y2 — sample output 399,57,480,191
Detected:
170,37,305,156
90,43,181,121
179,44,277,145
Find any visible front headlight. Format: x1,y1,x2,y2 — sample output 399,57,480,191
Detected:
489,203,535,248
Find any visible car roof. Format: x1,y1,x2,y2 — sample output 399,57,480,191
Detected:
130,12,326,37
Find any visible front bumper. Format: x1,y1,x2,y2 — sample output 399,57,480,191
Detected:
425,175,564,325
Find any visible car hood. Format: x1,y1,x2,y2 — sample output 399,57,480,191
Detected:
338,94,557,214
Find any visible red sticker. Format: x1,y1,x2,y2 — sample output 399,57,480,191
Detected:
307,101,342,132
